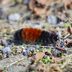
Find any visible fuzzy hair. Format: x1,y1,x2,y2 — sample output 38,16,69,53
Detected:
14,28,59,45
14,29,23,45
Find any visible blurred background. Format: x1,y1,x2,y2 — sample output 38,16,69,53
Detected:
0,0,72,72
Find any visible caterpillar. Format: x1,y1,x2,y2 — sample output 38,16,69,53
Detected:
14,28,59,45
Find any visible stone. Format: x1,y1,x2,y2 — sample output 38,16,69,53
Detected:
2,46,12,58
8,13,21,22
47,15,57,24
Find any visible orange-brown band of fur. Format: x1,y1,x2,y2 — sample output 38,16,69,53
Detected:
21,28,42,43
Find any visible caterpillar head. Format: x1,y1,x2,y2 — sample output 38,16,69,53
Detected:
50,31,59,43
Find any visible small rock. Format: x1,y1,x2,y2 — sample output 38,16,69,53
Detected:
8,13,21,22
47,15,62,24
22,46,35,56
2,45,12,58
47,15,57,24
52,48,62,57
22,49,27,56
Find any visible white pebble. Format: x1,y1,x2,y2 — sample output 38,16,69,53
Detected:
8,13,21,21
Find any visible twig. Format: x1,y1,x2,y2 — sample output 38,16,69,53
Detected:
6,57,24,68
64,34,70,39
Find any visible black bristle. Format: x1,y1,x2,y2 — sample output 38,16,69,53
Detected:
37,31,58,45
13,28,59,45
50,32,59,43
14,29,23,45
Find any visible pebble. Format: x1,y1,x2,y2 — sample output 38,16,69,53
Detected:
22,49,28,56
2,45,12,58
47,15,57,24
8,13,21,22
52,48,62,57
47,15,63,25
24,47,35,56
3,46,11,53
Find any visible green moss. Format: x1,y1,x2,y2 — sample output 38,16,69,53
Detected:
64,23,71,28
41,56,52,64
